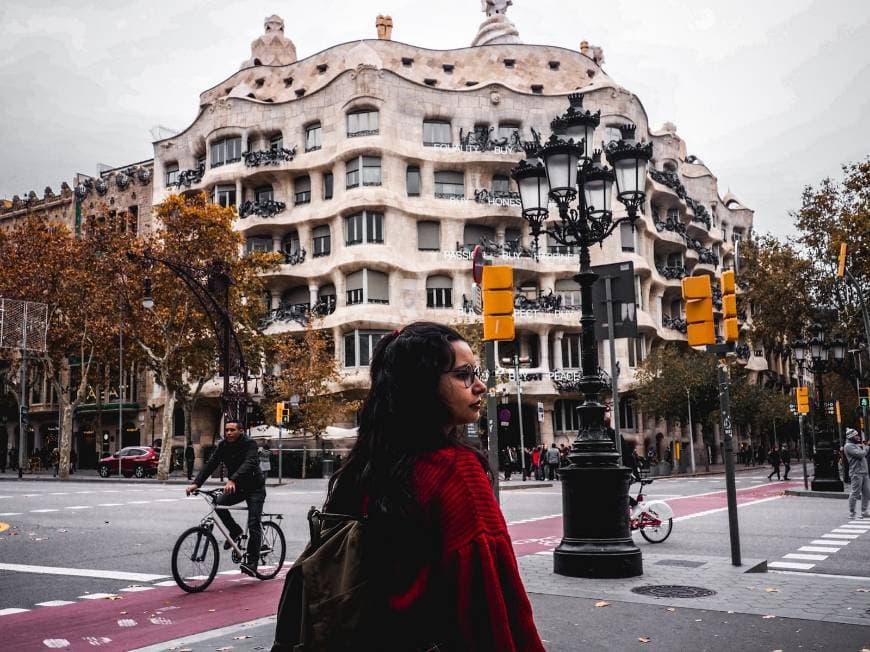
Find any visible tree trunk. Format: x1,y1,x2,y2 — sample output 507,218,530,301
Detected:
156,390,176,481
58,401,76,480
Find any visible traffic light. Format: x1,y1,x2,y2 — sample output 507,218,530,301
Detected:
837,243,847,279
859,387,870,409
482,265,515,341
681,275,715,346
720,269,738,343
795,386,810,415
275,401,290,425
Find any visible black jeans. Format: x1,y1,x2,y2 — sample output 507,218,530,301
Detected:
215,488,266,566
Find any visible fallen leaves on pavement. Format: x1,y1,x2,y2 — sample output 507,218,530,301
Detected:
765,587,780,593
638,637,651,644
594,601,610,608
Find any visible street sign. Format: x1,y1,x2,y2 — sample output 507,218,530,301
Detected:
592,261,638,340
499,407,511,427
537,401,544,423
825,401,835,415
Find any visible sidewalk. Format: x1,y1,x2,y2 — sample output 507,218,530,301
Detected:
133,551,870,651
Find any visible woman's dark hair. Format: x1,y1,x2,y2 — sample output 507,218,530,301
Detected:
325,322,489,519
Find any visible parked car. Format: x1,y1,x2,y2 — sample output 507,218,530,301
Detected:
98,446,160,479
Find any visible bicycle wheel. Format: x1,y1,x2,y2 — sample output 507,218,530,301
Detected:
255,521,286,580
171,526,219,592
640,516,673,543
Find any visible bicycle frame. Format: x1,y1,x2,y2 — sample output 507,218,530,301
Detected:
195,491,284,558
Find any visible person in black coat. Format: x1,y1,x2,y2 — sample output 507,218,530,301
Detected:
767,446,781,481
186,420,266,576
779,444,791,481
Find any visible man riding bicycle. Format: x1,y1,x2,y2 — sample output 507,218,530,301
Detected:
185,419,266,577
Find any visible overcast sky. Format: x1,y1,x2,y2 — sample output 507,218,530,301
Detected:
1,0,868,235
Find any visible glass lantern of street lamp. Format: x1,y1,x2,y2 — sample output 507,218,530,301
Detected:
551,93,600,162
604,124,653,217
830,338,846,361
809,335,825,362
539,136,583,204
792,339,807,362
142,276,154,310
581,153,615,221
512,158,550,231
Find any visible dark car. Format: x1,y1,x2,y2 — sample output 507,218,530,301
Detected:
98,446,160,479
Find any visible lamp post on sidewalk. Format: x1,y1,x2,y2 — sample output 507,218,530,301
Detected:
792,325,846,491
512,93,652,578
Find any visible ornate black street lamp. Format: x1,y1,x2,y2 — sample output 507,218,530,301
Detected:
129,250,250,425
512,93,652,578
792,324,846,491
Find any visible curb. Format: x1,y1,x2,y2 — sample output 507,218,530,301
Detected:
650,465,768,479
501,482,554,491
785,488,849,500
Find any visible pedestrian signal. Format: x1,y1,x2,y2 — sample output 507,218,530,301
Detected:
860,388,870,409
482,265,515,341
795,386,810,415
720,270,738,343
681,275,715,346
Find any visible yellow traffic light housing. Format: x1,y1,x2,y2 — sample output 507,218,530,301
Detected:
681,275,715,346
482,265,515,341
275,401,290,425
720,269,738,343
795,386,810,415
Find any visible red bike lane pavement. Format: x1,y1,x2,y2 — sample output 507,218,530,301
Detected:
2,480,800,650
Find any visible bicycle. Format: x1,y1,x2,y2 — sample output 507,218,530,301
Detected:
629,473,674,543
171,488,287,592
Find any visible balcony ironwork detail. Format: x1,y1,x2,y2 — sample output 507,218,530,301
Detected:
243,146,297,167
458,126,524,153
238,199,287,218
662,314,688,333
284,248,306,266
655,264,688,280
171,164,205,188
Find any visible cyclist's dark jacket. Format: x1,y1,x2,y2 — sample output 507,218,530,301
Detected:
194,437,265,490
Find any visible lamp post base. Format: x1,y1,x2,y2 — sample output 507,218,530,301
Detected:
553,465,643,578
811,441,844,492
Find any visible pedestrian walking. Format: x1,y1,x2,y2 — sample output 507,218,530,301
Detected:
69,449,77,474
779,444,791,481
0,446,6,473
500,447,514,480
767,446,781,481
51,447,60,477
184,444,195,480
844,428,869,519
258,441,272,476
272,322,544,650
546,443,560,480
531,445,542,480
9,446,18,471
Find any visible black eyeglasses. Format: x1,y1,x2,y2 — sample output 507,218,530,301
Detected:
444,364,483,388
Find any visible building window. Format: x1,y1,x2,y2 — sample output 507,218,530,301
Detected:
628,336,645,368
426,275,453,308
434,171,464,199
619,398,635,430
282,230,301,256
164,162,179,186
214,185,236,207
620,221,636,252
347,110,379,137
305,123,322,152
345,269,389,306
463,224,495,250
423,120,452,146
346,156,382,189
406,165,421,196
210,136,242,167
492,174,512,194
126,206,139,234
497,123,520,142
312,224,331,257
562,334,581,368
343,330,389,367
417,221,440,251
345,211,384,245
294,176,311,205
245,236,272,254
323,172,334,200
554,399,581,432
269,133,283,151
255,185,273,203
634,274,644,310
318,285,336,314
555,278,581,308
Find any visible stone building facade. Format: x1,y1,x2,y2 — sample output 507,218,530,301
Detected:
150,10,756,461
1,6,767,468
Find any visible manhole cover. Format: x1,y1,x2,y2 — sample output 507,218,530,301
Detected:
631,585,717,598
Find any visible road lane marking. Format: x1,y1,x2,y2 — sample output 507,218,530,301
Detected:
0,512,22,516
0,563,166,582
674,495,783,521
126,500,149,504
784,553,828,561
152,580,178,586
812,539,850,545
832,529,865,535
798,546,841,553
97,503,124,507
48,493,69,496
30,509,59,513
35,600,76,607
823,532,859,539
769,569,870,581
0,608,30,615
154,498,177,502
78,593,118,600
768,561,815,570
129,615,278,652
507,513,562,526
65,506,91,510
119,586,155,592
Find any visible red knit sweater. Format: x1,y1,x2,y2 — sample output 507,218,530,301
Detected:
388,445,545,651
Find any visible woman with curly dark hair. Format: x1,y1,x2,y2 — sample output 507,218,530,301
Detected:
322,321,544,651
